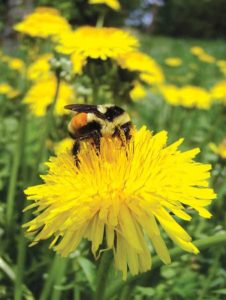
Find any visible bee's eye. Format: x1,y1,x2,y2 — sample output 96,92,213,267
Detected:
71,113,87,129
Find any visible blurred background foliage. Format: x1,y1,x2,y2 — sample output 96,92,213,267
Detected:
1,0,226,300
156,0,226,38
1,0,226,40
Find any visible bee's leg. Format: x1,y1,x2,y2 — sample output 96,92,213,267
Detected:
91,130,101,155
113,127,124,146
113,123,132,146
72,140,80,167
121,122,132,141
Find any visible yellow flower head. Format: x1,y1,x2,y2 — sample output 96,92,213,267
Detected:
14,7,71,39
217,60,226,76
1,55,25,72
56,26,139,60
211,80,226,103
160,85,212,109
164,57,182,67
117,51,164,85
198,53,215,64
158,84,181,106
0,83,19,98
209,139,226,159
190,46,205,56
24,127,215,279
179,86,212,109
27,54,52,81
7,58,25,72
190,47,215,63
0,83,13,95
89,0,121,10
23,75,75,116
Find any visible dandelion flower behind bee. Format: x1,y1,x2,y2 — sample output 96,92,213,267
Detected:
23,75,75,116
24,127,215,279
117,51,164,85
56,26,139,60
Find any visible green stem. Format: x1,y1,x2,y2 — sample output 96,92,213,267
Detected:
119,286,130,300
6,107,26,231
39,255,67,300
39,255,60,300
96,9,106,28
14,225,27,300
94,251,112,300
30,74,61,183
105,234,226,299
197,252,221,300
74,286,80,300
50,257,68,300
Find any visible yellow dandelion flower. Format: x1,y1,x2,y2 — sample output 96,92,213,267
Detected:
27,53,52,81
117,51,164,85
209,139,226,159
56,26,139,60
190,47,215,63
24,127,215,279
130,82,146,101
190,46,205,56
0,83,19,98
217,60,226,76
217,60,226,67
179,86,212,109
14,7,71,39
211,80,226,103
7,58,25,72
159,85,211,109
71,52,87,75
0,83,13,95
198,53,215,64
158,84,181,106
89,0,121,10
23,75,75,116
164,57,182,67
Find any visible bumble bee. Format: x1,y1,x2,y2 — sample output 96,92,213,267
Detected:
65,104,133,162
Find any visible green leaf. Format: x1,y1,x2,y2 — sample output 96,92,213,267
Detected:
161,267,177,279
213,289,226,295
136,286,155,297
77,257,96,291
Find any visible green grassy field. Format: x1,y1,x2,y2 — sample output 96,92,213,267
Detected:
1,33,226,300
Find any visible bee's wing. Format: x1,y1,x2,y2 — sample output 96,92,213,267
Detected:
64,104,106,119
65,104,97,112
